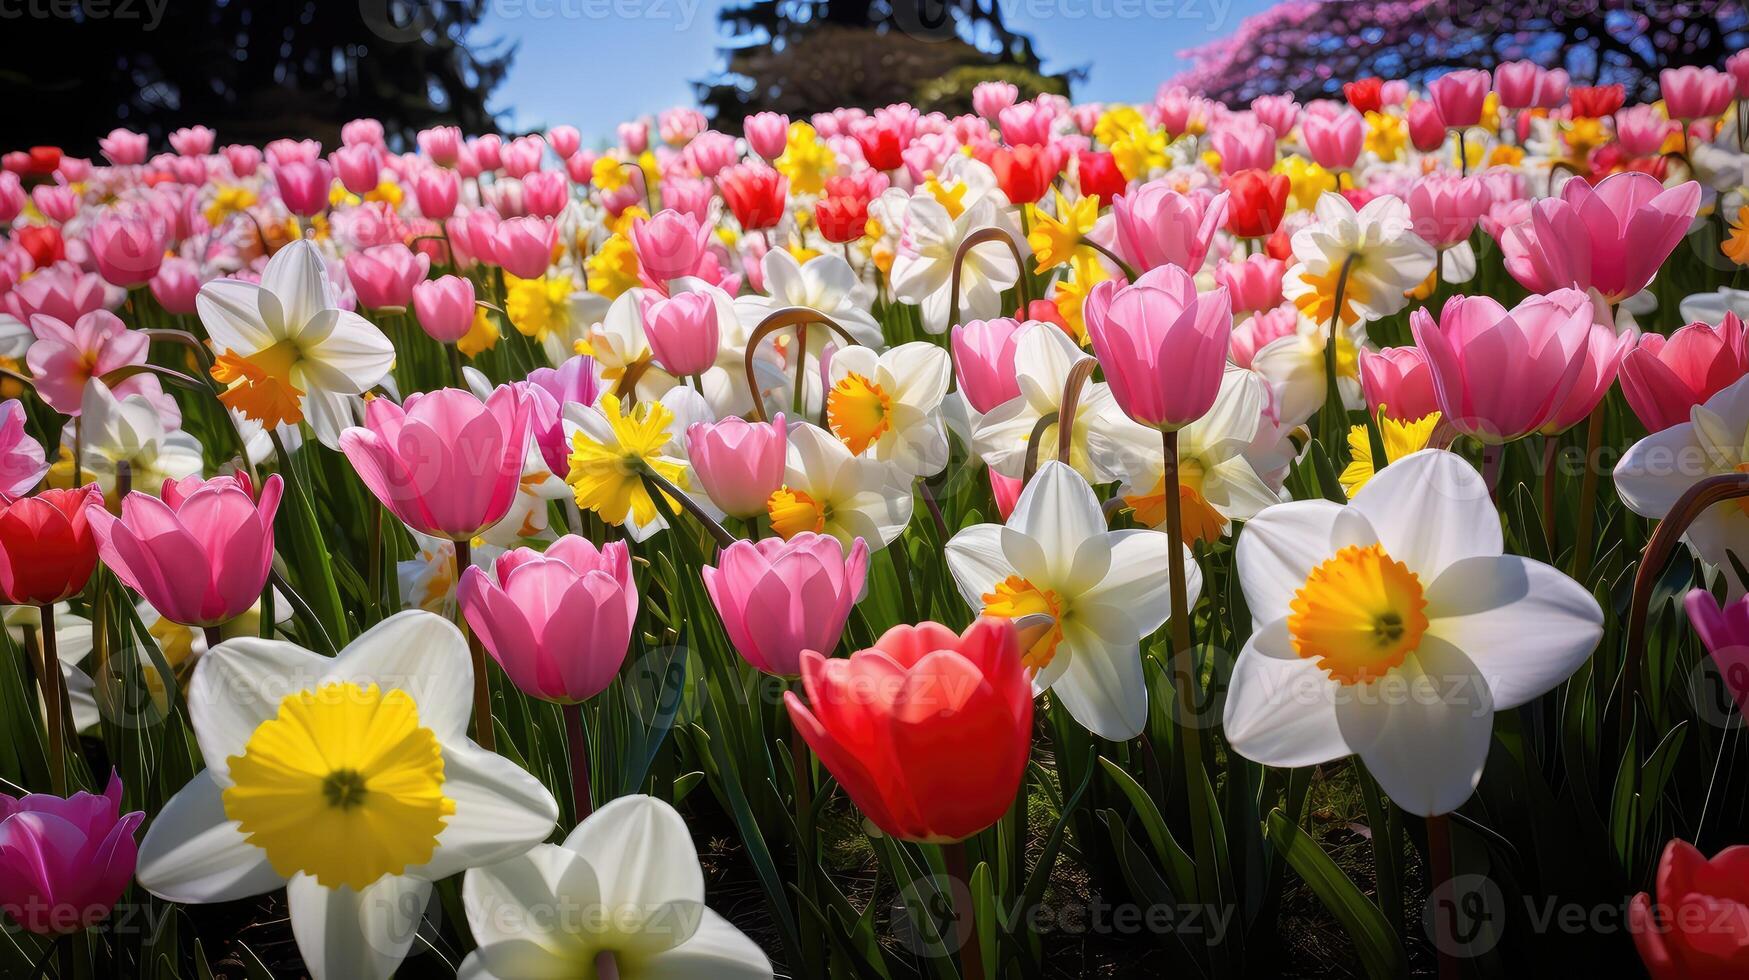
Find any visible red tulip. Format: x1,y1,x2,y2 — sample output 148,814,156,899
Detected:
1569,85,1626,119
1225,169,1290,239
718,162,787,232
815,189,872,245
0,486,102,605
1076,150,1126,207
785,618,1032,843
1630,838,1749,980
991,144,1057,205
1343,77,1385,114
15,226,64,269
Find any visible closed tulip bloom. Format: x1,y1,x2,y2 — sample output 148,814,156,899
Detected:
1343,77,1384,113
149,257,203,315
1504,172,1702,303
1225,169,1290,238
687,414,788,518
1406,174,1489,247
0,486,102,605
489,216,557,278
87,474,283,628
1215,255,1285,314
1619,312,1749,432
990,144,1056,205
1212,122,1276,172
459,536,636,703
271,159,332,217
1083,264,1233,430
1616,104,1678,157
703,532,869,676
90,213,168,287
411,275,476,343
951,317,1027,414
641,289,719,377
1661,65,1736,121
1630,839,1749,980
1407,100,1446,152
1302,109,1364,169
718,162,787,231
1358,346,1441,422
1110,180,1228,273
412,167,460,220
1729,50,1749,100
744,111,791,160
98,128,148,166
1682,589,1749,716
631,209,711,284
519,171,568,219
1411,289,1594,443
331,144,381,195
1428,68,1490,127
785,618,1032,843
345,244,430,310
1493,61,1545,110
341,386,533,541
0,771,143,934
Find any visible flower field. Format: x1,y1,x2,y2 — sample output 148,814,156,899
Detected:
1,58,1749,979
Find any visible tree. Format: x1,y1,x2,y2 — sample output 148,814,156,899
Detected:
1,0,514,154
697,0,1076,129
1172,0,1749,106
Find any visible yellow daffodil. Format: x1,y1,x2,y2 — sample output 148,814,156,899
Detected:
585,234,641,299
1027,192,1100,273
1340,412,1442,496
1364,112,1406,162
775,121,836,197
503,274,578,343
565,393,687,528
1275,155,1338,210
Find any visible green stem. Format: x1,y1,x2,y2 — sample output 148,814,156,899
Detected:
1570,404,1605,583
562,701,592,821
943,839,985,980
453,537,495,752
38,605,65,796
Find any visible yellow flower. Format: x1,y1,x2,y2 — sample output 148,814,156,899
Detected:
458,305,500,358
1725,206,1749,267
1093,105,1148,147
592,155,629,192
776,121,836,197
367,179,403,207
1050,251,1108,344
1027,192,1100,273
503,274,577,342
923,175,967,220
1364,112,1406,162
1275,155,1337,211
1111,129,1167,182
211,343,306,428
565,394,686,527
585,234,641,299
204,185,258,227
1341,412,1442,496
608,205,648,239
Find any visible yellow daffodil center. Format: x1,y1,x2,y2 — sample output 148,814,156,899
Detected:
1288,544,1429,685
923,176,967,219
211,340,305,427
504,275,575,342
459,305,501,358
221,682,454,891
981,575,1064,673
1341,413,1442,497
827,372,893,455
566,394,685,527
1124,460,1228,545
1293,264,1373,328
767,486,827,539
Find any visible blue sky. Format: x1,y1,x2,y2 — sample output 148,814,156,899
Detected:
478,0,1280,141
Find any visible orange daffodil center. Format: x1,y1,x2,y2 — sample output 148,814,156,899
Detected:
1288,544,1430,684
980,575,1065,673
827,370,892,455
212,338,306,427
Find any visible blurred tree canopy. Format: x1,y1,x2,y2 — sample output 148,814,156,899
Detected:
1174,0,1749,106
0,0,513,155
697,0,1077,130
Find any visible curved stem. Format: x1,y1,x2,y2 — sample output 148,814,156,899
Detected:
1021,412,1059,485
1319,254,1358,457
639,469,736,550
740,307,862,423
947,226,1030,329
453,538,495,752
1081,240,1138,284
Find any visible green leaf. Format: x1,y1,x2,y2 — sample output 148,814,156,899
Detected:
1265,809,1407,980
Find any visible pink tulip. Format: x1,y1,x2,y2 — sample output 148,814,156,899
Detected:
0,401,47,501
418,126,462,166
618,120,650,156
631,209,711,285
1407,100,1447,152
1109,180,1228,273
221,144,260,179
26,310,154,416
1229,305,1300,370
1214,255,1285,314
526,356,602,478
459,536,636,703
340,386,533,541
412,167,460,221
1357,346,1441,422
341,118,385,148
331,143,381,195
30,186,76,224
1493,61,1545,110
1729,50,1749,100
168,126,214,157
89,212,168,287
489,216,557,278
1302,109,1364,169
0,173,22,224
1682,589,1749,717
501,136,545,179
687,414,788,518
683,131,739,178
87,473,283,627
98,129,148,167
266,138,321,168
1615,105,1677,157
1619,313,1749,432
1250,94,1301,137
1083,264,1233,430
411,275,477,344
1544,313,1636,434
973,81,1020,121
344,243,429,310
744,112,790,160
0,771,142,935
148,257,203,315
703,532,869,676
518,171,566,220
470,134,504,172
641,290,719,377
951,317,1027,414
998,99,1054,146
1406,173,1490,247
1428,68,1490,127
1410,289,1595,443
272,159,332,217
659,108,708,146
4,266,108,325
1661,65,1735,120
1503,172,1702,303
546,125,581,160
1211,121,1276,172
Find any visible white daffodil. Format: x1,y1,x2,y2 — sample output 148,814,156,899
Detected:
824,341,952,478
196,238,395,432
1679,286,1749,326
891,193,1020,334
459,795,772,980
75,378,203,495
3,604,98,732
1224,449,1602,816
1281,193,1436,330
1114,366,1285,543
734,248,880,345
971,321,1150,484
768,421,914,551
136,611,560,980
945,461,1197,740
1249,311,1372,428
1616,375,1749,595
399,535,500,616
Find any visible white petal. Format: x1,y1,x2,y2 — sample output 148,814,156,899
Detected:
463,844,601,950
189,637,331,777
298,310,396,394
325,610,475,742
263,239,335,333
565,795,705,942
416,743,559,880
1614,420,1708,519
945,524,1015,611
1234,499,1345,627
1222,618,1351,768
1336,637,1495,817
645,909,775,979
136,770,283,903
196,278,275,352
1009,462,1107,583
1424,555,1604,710
287,872,432,980
881,342,951,410
1049,617,1148,741
1348,449,1501,580
1079,530,1190,637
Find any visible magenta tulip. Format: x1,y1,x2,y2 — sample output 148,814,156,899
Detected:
1302,108,1364,169
458,536,636,703
1428,68,1491,127
703,532,869,676
1082,264,1233,430
340,386,533,541
345,243,429,310
0,771,142,935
